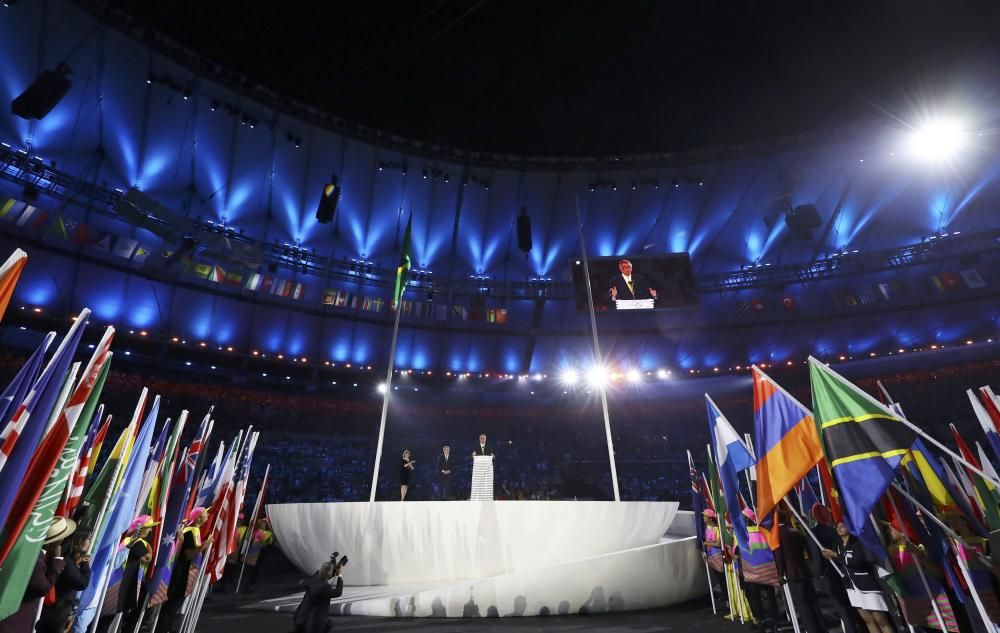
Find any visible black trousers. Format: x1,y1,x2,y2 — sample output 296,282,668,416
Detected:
438,476,453,500
786,578,826,633
743,581,779,632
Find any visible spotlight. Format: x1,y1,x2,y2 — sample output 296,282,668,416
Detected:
586,365,609,388
561,369,579,386
147,73,157,85
908,117,967,162
182,86,192,100
377,383,387,394
210,99,220,111
626,368,641,383
656,368,669,380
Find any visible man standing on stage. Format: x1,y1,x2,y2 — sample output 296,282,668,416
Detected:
472,433,493,458
470,434,495,501
608,259,657,307
437,445,454,500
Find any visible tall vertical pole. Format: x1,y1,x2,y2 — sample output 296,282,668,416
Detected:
369,297,404,502
574,198,620,502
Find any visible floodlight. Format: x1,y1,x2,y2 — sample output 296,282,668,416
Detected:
586,366,609,388
561,369,579,386
626,368,641,383
908,117,967,162
656,369,669,380
377,383,387,394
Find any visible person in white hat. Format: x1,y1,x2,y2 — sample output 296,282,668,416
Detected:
0,516,75,633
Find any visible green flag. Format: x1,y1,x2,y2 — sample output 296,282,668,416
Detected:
706,447,729,550
0,359,110,619
392,212,412,309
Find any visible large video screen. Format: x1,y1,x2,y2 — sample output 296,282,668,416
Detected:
570,254,698,312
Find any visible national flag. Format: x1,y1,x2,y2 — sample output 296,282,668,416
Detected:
192,263,212,279
112,237,138,259
950,424,1000,530
960,268,986,289
969,388,1000,465
240,463,270,560
75,396,158,633
76,389,150,534
751,366,824,548
133,417,173,524
0,199,18,221
808,356,916,554
0,248,28,322
193,440,226,512
92,232,114,253
59,405,107,518
246,273,264,292
0,309,90,531
903,438,986,537
205,434,244,583
224,270,243,287
292,282,304,300
0,352,110,619
131,245,151,266
0,332,112,566
44,216,69,241
209,264,226,283
688,452,706,549
816,457,843,523
321,289,335,305
145,411,188,578
392,212,412,310
706,394,755,553
705,448,729,568
13,204,39,227
0,332,54,433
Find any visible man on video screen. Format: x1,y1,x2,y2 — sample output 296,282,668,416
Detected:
608,259,657,308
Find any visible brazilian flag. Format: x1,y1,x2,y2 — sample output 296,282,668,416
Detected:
392,213,412,309
809,357,915,553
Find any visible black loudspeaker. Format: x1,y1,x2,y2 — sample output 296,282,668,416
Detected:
785,204,822,240
315,178,340,224
516,208,532,253
11,64,73,120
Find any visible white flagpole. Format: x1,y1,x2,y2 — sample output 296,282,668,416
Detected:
574,197,620,501
950,538,1000,633
369,294,404,502
782,499,845,578
743,434,756,509
889,483,993,569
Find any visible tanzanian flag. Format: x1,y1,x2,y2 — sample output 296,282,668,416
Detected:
808,357,915,551
392,212,412,309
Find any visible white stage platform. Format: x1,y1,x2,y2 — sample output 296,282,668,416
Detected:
264,501,705,617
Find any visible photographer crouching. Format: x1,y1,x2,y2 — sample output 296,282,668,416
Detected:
292,553,347,633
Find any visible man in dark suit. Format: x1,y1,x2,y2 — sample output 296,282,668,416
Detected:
437,445,454,500
773,510,827,633
472,433,493,458
608,259,657,307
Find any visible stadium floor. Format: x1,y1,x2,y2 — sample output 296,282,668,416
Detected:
196,559,747,632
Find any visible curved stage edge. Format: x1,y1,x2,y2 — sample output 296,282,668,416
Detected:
264,501,705,617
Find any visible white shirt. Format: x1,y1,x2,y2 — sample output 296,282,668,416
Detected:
622,274,632,284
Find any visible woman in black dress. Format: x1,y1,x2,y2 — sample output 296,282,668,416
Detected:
400,449,415,500
121,515,157,633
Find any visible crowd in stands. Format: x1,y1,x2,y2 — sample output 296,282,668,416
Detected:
1,350,998,509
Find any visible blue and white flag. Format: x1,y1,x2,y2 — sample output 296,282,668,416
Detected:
707,393,755,553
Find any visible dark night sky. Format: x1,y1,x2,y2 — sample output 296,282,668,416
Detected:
108,0,1000,155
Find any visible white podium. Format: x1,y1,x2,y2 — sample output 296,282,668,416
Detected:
614,298,655,310
470,455,494,500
